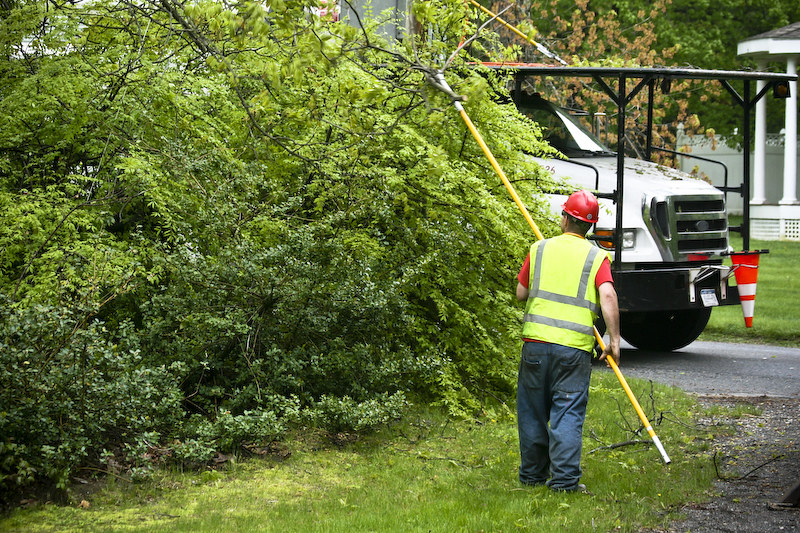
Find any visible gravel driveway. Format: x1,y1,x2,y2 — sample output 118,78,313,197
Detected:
609,341,800,531
650,396,800,532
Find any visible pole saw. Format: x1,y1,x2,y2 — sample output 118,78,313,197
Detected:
465,0,568,66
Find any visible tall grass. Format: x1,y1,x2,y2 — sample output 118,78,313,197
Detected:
1,372,730,533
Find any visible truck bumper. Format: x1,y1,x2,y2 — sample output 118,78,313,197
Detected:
615,264,740,313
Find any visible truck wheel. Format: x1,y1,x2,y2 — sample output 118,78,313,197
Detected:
620,309,712,352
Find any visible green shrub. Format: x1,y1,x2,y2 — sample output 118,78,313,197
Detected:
0,297,183,503
168,438,217,469
305,392,409,433
186,409,291,453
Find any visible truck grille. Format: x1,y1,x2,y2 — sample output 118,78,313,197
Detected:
648,195,729,259
674,199,725,213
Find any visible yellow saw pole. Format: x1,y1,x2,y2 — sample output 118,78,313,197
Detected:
433,73,671,464
466,0,568,66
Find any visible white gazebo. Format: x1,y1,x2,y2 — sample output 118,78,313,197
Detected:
738,22,800,240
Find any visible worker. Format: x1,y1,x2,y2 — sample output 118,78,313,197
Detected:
515,189,621,492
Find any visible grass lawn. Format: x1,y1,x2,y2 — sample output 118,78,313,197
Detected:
1,371,750,533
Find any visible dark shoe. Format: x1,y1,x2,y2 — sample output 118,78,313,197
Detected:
552,483,592,494
571,483,593,495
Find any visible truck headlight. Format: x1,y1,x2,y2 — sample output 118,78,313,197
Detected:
622,230,636,249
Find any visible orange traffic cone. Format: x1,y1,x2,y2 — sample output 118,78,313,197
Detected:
730,252,761,328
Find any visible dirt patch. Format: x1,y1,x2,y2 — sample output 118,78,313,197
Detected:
660,396,800,533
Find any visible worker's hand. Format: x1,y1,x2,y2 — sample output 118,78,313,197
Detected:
598,339,620,367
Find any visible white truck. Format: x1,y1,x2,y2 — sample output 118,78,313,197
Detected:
492,66,794,351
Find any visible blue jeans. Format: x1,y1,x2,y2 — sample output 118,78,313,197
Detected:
517,341,591,491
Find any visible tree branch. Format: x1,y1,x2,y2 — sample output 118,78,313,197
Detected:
588,439,651,454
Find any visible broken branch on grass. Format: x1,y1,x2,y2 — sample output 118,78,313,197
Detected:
588,439,651,454
712,451,786,481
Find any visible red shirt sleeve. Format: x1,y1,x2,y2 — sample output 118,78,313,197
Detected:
517,254,531,288
594,257,613,288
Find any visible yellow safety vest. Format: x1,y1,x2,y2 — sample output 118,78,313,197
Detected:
522,234,609,352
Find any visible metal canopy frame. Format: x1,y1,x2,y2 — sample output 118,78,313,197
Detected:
486,64,797,261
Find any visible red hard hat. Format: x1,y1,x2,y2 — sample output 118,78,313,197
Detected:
562,190,599,223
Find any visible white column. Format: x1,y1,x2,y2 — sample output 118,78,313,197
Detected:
780,55,799,205
752,60,768,204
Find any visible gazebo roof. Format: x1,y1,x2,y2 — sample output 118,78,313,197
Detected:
738,21,800,58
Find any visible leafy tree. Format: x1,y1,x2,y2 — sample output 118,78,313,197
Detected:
0,0,554,500
583,0,800,138
483,0,800,144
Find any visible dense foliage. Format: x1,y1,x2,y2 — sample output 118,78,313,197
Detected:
488,0,800,144
0,0,554,502
587,0,800,138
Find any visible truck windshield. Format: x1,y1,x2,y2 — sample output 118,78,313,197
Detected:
517,95,613,157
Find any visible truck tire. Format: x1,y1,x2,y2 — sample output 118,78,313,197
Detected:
619,308,712,352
